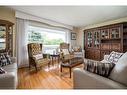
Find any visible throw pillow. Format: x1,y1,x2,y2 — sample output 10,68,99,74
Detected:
0,53,8,67
33,54,43,60
0,52,12,67
107,51,123,64
0,67,6,74
109,52,127,86
73,46,82,52
84,59,115,77
4,52,12,64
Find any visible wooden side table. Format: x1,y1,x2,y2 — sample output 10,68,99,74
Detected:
50,53,60,65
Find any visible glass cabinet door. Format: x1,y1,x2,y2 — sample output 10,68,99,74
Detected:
0,20,14,56
87,31,93,48
0,25,6,50
101,29,109,39
93,30,100,49
110,27,121,39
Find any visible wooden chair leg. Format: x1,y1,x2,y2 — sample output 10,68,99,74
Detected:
35,65,38,72
52,57,54,65
29,64,31,70
48,61,50,68
69,67,71,78
60,65,63,72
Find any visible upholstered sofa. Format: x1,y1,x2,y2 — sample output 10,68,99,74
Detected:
0,57,17,89
73,52,127,89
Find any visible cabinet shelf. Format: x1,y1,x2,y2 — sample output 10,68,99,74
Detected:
101,38,121,40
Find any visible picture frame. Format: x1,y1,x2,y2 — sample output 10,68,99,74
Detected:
71,32,76,40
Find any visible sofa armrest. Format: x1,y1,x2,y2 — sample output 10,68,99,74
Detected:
0,72,17,89
73,68,126,89
11,57,16,63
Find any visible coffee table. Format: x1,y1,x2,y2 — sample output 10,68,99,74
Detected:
60,57,84,78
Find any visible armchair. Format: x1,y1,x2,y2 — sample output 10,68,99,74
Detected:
27,43,50,71
60,43,74,63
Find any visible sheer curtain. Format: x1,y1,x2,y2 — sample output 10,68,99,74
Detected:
16,18,29,68
66,30,73,50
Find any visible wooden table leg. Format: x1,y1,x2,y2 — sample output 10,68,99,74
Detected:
58,56,60,64
52,56,54,65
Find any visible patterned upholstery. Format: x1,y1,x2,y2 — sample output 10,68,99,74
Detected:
72,46,82,52
28,43,42,56
60,43,74,63
27,43,50,71
0,52,12,67
84,59,115,77
107,51,123,64
0,67,6,74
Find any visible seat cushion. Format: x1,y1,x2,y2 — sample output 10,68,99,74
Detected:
84,59,115,77
109,52,127,86
2,63,17,72
36,58,50,67
74,52,83,57
33,54,43,60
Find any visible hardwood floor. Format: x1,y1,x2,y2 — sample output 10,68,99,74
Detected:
17,62,83,89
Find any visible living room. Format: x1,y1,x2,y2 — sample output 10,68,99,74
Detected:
0,1,127,94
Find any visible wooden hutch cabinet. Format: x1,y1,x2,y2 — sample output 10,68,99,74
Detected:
84,22,127,61
0,19,14,56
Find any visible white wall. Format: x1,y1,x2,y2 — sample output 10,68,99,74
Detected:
76,28,84,48
0,7,15,23
71,27,79,47
16,11,73,30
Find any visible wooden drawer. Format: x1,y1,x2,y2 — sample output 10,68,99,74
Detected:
85,49,100,61
86,49,94,59
111,43,121,51
94,50,100,61
101,43,110,50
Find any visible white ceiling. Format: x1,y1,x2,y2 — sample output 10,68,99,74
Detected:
11,6,127,27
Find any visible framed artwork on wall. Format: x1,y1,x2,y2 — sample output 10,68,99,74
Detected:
71,32,76,40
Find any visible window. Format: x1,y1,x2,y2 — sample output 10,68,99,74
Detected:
28,26,66,54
